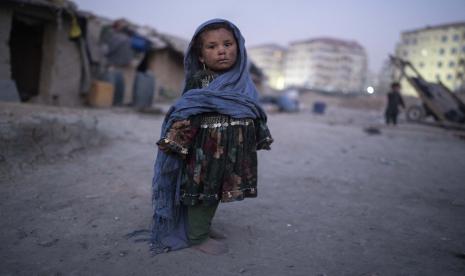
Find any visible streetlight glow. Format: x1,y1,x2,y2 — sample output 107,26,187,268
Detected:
366,86,375,94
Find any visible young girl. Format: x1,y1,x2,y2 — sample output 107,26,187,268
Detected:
150,19,273,255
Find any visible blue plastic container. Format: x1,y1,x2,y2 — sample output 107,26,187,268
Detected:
313,101,326,114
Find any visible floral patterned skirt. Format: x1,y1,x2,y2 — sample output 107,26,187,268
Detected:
181,113,260,206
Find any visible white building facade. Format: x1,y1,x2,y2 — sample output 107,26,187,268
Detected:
395,22,465,96
283,38,368,93
248,44,286,90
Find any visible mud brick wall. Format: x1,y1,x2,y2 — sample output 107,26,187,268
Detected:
0,8,12,80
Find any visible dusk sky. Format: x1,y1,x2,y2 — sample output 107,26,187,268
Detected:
74,0,465,73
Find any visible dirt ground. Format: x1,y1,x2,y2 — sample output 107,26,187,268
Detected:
1,101,465,276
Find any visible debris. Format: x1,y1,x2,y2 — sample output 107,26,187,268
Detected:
0,80,20,102
79,242,89,249
16,229,28,240
451,199,465,207
363,126,381,135
85,195,101,199
453,252,465,260
100,251,112,260
239,268,246,273
454,133,465,141
38,238,59,247
378,158,392,165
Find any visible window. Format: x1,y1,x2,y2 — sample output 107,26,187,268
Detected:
441,35,448,42
449,61,455,67
451,48,457,54
462,45,465,53
419,62,424,68
447,74,453,80
453,34,460,41
412,38,417,45
437,61,443,68
435,74,441,80
403,50,408,57
438,48,445,55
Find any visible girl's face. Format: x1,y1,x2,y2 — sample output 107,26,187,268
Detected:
198,28,238,73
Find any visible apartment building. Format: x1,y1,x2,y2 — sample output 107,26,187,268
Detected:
395,22,465,95
283,37,368,93
248,44,286,90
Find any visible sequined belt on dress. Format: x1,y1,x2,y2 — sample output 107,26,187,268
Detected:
199,114,253,129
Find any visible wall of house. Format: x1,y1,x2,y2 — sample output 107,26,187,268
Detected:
148,49,184,102
36,19,83,106
0,8,13,80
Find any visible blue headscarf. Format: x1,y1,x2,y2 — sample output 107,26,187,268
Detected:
149,18,266,253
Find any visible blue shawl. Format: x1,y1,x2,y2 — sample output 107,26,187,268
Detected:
150,18,267,253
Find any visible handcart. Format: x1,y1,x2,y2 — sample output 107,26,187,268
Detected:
390,56,465,128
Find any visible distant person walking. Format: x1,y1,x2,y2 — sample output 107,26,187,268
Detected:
385,82,405,125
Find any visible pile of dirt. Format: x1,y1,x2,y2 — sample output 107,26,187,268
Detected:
0,103,106,180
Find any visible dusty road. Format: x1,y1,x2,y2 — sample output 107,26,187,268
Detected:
1,104,465,276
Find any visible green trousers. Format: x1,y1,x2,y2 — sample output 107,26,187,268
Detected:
187,202,219,245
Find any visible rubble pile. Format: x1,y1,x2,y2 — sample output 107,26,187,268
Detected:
0,103,106,179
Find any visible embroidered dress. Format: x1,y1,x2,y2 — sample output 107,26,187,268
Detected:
157,71,273,206
147,19,272,253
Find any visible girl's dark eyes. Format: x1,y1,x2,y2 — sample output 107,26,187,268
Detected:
205,42,234,49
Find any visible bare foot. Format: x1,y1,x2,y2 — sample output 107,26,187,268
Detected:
209,228,227,240
191,238,228,255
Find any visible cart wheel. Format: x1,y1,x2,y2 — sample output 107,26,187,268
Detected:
406,105,425,122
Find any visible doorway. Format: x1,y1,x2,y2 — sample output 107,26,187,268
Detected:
9,14,44,102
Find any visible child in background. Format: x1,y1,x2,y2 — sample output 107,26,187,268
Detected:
151,19,273,255
385,82,405,125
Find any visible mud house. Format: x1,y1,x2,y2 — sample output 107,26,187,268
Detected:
148,38,186,101
1,1,261,107
134,30,187,102
0,0,188,107
0,0,87,106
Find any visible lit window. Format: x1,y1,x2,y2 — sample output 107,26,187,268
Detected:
438,48,445,55
453,34,460,41
449,61,455,67
437,61,443,68
441,35,448,42
451,48,457,54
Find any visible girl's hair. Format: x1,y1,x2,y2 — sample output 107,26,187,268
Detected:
193,22,237,59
